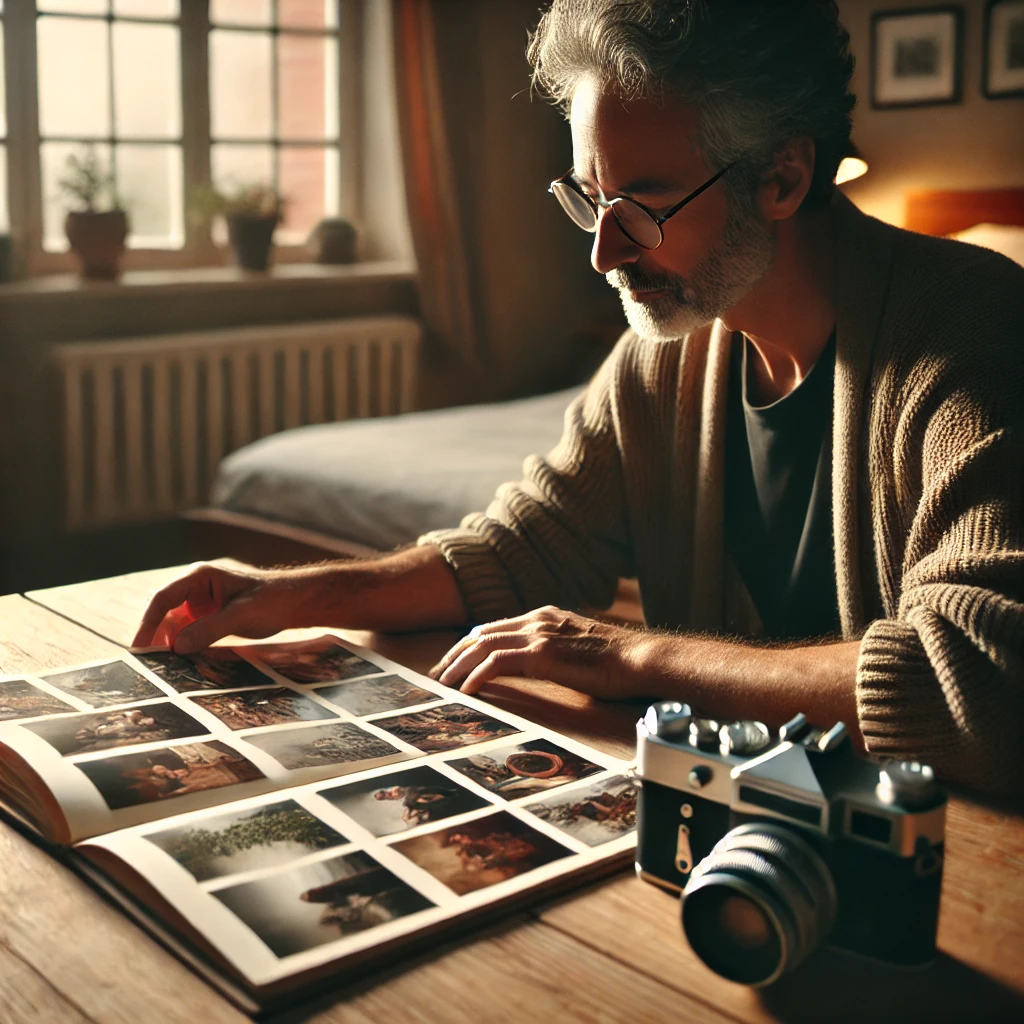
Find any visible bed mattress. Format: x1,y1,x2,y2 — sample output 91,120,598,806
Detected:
211,386,583,551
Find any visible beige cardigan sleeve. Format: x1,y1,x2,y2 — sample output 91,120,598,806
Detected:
855,250,1024,793
419,346,636,623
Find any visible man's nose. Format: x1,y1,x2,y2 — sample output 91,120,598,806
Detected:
591,205,641,275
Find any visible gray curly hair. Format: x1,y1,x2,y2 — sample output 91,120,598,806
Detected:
527,0,856,209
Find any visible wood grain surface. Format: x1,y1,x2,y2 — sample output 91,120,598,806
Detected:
4,571,1024,1023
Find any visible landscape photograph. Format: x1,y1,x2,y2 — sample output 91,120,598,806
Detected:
314,675,440,717
188,688,339,730
146,798,348,881
445,738,605,800
244,721,405,771
372,704,520,754
77,740,265,810
42,661,166,708
213,850,434,957
389,810,572,895
318,765,490,837
0,679,77,721
526,775,638,846
245,636,383,684
24,702,208,756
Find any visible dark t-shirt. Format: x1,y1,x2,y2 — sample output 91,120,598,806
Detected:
724,333,841,640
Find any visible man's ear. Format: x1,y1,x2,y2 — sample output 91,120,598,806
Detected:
757,137,816,221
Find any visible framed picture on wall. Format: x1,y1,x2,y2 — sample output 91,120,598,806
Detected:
871,7,964,109
984,0,1024,97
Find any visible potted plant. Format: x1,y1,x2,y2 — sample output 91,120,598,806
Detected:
192,183,284,272
57,146,129,281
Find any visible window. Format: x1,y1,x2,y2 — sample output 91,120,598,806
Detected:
3,0,358,275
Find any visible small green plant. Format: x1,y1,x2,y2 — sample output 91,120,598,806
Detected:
56,145,121,213
190,181,284,226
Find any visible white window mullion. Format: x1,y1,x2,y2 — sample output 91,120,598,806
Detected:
180,0,215,263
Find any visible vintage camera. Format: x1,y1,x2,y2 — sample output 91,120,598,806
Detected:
635,701,946,986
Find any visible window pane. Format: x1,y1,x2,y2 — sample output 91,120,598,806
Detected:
279,35,337,141
278,146,337,244
39,1,108,13
117,144,183,248
278,0,338,30
0,146,8,232
41,142,114,251
114,22,181,138
211,0,272,27
0,23,6,138
38,17,111,138
210,30,272,139
113,0,178,16
211,143,274,192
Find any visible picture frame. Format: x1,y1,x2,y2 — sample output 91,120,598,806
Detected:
984,0,1024,98
871,7,964,109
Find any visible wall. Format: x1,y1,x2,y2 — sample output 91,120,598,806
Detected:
839,0,1024,226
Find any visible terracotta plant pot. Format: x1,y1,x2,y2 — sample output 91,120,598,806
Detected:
64,210,129,281
226,213,280,272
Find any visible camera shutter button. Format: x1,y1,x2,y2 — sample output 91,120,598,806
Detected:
688,765,713,789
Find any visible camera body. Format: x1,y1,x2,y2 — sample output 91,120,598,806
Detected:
635,702,946,985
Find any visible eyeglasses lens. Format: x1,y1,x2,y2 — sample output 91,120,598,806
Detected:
552,183,597,232
612,200,662,249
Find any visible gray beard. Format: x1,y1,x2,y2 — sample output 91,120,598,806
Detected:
608,200,776,341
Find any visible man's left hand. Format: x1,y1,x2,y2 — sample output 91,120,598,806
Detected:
429,605,644,699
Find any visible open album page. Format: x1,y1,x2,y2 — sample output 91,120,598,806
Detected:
0,632,536,843
76,708,638,993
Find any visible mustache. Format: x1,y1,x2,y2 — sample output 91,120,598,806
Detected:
606,265,685,293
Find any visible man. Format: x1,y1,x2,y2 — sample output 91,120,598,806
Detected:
134,0,1023,792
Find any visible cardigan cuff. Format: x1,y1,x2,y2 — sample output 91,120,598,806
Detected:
417,528,525,624
855,617,953,766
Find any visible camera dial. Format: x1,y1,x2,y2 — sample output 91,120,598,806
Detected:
876,761,940,809
644,701,693,741
690,717,721,750
720,720,772,757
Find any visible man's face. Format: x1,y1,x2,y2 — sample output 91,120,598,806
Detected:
569,76,775,340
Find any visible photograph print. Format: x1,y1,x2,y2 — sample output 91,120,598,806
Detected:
77,740,265,810
243,721,405,771
872,7,963,108
315,674,440,717
390,809,572,895
213,849,434,957
23,702,208,756
0,679,76,721
371,703,520,754
135,649,272,692
525,774,638,847
985,0,1024,97
146,798,348,881
187,688,339,731
42,661,166,708
319,764,490,837
445,738,605,801
244,635,382,684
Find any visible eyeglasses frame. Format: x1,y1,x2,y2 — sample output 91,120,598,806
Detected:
548,161,736,250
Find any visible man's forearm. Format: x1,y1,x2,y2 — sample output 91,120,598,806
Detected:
293,543,469,633
631,633,863,746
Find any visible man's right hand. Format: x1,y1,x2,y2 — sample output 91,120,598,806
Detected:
131,562,323,654
131,546,470,654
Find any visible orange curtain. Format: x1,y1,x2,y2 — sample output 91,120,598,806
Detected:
393,0,482,362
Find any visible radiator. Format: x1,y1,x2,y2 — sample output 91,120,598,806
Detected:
53,315,423,531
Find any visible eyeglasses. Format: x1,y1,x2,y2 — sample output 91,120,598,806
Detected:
548,162,735,250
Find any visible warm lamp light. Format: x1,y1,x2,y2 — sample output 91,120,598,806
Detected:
835,141,868,185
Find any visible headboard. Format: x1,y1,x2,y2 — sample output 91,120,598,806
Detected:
904,188,1024,236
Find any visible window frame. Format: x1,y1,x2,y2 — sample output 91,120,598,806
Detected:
2,0,364,278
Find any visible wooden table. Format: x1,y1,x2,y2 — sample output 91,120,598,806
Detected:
2,567,1023,1024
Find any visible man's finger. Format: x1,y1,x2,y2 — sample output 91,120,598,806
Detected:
437,632,530,687
459,648,532,696
172,603,246,654
132,574,206,647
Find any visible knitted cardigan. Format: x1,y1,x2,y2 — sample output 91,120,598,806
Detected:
421,194,1024,793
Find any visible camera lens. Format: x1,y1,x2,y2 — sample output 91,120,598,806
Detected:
681,823,836,986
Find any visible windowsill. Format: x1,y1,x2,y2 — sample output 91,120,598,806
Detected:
0,259,417,305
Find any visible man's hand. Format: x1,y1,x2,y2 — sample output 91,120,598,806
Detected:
131,563,322,653
429,605,645,699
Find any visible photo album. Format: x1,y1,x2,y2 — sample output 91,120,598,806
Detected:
0,633,637,1011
